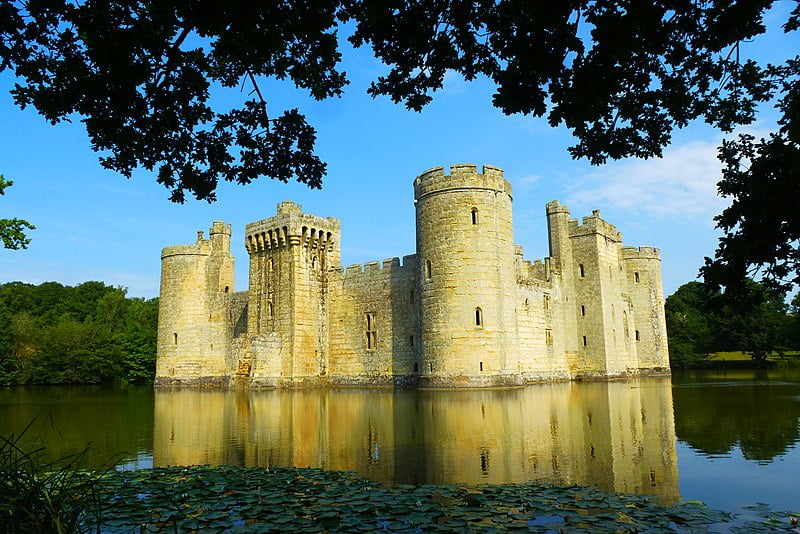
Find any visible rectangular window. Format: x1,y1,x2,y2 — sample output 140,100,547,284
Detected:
635,330,641,341
365,312,377,350
582,335,587,347
545,329,553,347
580,305,586,316
634,272,640,283
543,294,550,310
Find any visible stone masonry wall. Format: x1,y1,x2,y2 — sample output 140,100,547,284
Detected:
622,247,670,370
328,256,418,385
516,260,571,380
414,164,521,387
156,226,233,385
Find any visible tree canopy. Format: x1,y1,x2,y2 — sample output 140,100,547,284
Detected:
0,176,34,249
0,280,158,385
665,280,796,367
1,0,798,291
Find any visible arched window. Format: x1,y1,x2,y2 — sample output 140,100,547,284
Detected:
224,285,230,293
173,332,178,345
475,307,483,326
471,208,478,225
425,260,432,280
623,311,630,339
268,302,274,317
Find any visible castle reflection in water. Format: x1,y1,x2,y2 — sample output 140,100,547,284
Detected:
153,377,679,505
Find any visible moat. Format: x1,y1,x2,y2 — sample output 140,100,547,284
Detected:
1,369,798,516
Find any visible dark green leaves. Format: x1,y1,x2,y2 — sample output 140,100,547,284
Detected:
703,59,800,294
0,176,35,250
1,1,345,202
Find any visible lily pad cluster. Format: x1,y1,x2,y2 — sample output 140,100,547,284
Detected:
88,466,798,532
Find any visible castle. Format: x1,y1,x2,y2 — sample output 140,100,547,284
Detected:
156,164,669,388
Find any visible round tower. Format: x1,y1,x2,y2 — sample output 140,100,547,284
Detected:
621,247,670,371
414,164,520,387
156,227,231,385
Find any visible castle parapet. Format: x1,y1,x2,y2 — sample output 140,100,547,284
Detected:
161,242,211,259
413,163,511,201
245,202,341,255
546,200,571,216
210,221,231,236
621,246,661,260
339,255,417,281
567,209,623,241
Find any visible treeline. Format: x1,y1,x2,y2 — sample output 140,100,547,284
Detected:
666,281,800,368
0,281,158,385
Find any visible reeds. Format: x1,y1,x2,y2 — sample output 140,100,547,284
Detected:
0,420,101,534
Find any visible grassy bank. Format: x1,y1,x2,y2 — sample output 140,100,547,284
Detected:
700,351,800,369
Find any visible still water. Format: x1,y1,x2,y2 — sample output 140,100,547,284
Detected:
1,370,798,514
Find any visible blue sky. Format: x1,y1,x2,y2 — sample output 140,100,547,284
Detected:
0,7,795,299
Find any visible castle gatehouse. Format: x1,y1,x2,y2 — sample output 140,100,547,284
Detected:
156,164,669,388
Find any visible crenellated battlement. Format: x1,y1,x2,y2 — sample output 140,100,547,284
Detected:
277,201,303,215
413,163,511,201
621,246,661,260
244,203,340,254
518,256,552,284
546,200,571,216
161,241,211,259
210,221,231,236
567,209,622,241
334,255,418,280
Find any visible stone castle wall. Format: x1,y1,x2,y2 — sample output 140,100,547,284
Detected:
155,164,670,388
327,256,418,385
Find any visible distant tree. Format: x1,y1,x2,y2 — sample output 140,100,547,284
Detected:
1,1,797,292
0,176,34,249
117,297,159,383
0,281,158,384
666,280,795,366
710,281,788,363
0,301,13,384
8,310,40,381
779,292,800,350
665,282,715,368
26,314,121,384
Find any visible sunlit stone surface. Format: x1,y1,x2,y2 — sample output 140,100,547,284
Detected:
156,164,670,388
